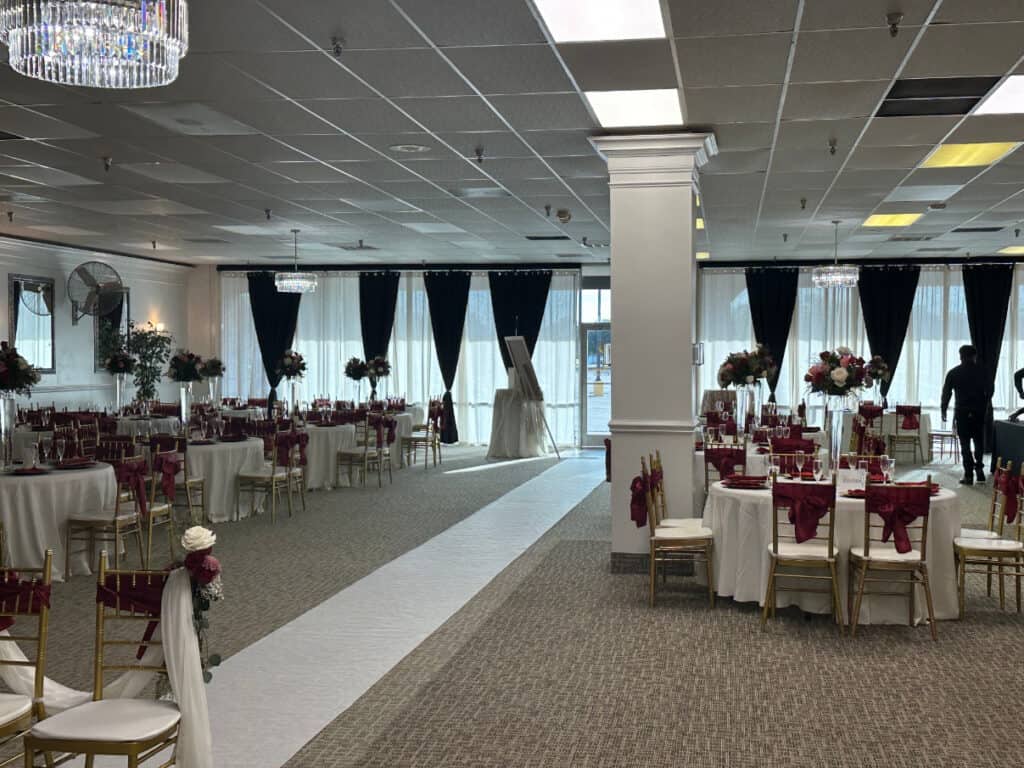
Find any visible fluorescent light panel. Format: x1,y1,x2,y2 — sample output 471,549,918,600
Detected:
920,142,1019,168
975,75,1024,115
998,246,1024,255
695,218,705,230
695,251,710,260
584,89,682,128
533,0,665,42
863,213,923,227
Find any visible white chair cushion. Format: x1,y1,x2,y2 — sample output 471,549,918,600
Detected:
953,537,1024,552
0,693,31,726
653,526,712,540
958,528,999,539
769,542,834,560
850,545,921,562
656,518,705,531
70,510,137,524
239,468,288,481
30,699,180,743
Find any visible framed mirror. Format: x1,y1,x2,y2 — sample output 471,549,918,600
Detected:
8,274,56,374
94,289,130,371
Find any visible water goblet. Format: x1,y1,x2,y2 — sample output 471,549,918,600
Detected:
782,427,791,439
770,455,781,480
55,438,66,465
857,460,869,486
716,400,724,413
879,455,892,483
795,450,806,479
30,443,39,468
813,458,824,482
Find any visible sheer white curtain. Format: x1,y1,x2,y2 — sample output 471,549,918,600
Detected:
220,270,580,446
699,265,1024,422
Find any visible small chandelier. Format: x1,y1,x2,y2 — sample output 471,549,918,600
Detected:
275,229,317,294
0,0,189,89
812,220,859,289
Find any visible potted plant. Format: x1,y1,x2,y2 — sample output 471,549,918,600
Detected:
127,322,173,403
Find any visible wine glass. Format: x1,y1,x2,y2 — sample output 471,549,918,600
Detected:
55,438,66,465
30,443,39,469
782,427,791,439
695,426,704,448
795,450,806,479
887,456,896,484
879,455,892,483
716,400,724,413
813,458,824,482
857,459,869,486
200,419,208,441
770,455,781,481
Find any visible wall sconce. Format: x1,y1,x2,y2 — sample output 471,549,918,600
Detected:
155,322,166,333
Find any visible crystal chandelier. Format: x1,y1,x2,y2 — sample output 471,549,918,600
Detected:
812,220,859,289
275,229,317,294
0,1,189,89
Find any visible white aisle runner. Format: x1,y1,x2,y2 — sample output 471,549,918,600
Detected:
205,455,604,768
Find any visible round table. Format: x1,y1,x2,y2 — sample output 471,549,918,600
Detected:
221,408,264,421
840,411,933,463
0,463,117,581
116,417,180,438
304,425,356,490
185,439,265,523
701,480,960,624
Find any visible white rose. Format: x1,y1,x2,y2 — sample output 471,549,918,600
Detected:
181,526,217,552
745,375,754,383
836,346,852,357
830,367,849,385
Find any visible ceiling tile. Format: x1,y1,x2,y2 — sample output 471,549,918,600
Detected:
859,115,960,146
342,49,474,97
558,40,676,91
686,85,782,123
487,94,596,131
783,81,888,120
845,144,934,170
393,96,508,132
667,0,798,37
791,29,915,83
445,45,573,94
398,0,545,46
800,0,936,30
676,34,791,87
258,0,426,50
225,52,374,100
903,23,1024,78
307,99,421,133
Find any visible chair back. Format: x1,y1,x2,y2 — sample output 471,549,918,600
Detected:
771,452,818,476
992,458,1018,535
894,405,922,435
96,439,131,463
770,437,816,455
858,403,884,427
703,441,746,490
0,550,52,717
648,450,668,523
93,552,168,700
151,449,182,506
640,456,661,532
863,478,931,558
771,479,837,556
111,455,149,519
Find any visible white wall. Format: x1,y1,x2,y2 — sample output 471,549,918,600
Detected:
0,239,191,408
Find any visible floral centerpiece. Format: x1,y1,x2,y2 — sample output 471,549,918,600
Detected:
199,357,225,378
366,355,391,401
804,347,875,396
167,350,205,382
103,349,136,376
180,526,224,683
0,341,42,396
716,345,774,432
344,357,368,381
277,350,306,380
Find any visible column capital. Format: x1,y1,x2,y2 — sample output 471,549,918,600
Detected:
590,132,718,188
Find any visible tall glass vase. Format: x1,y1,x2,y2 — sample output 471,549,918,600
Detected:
0,392,15,469
179,382,193,437
368,376,378,403
209,376,222,408
734,385,750,435
290,380,299,417
114,372,127,414
825,392,856,468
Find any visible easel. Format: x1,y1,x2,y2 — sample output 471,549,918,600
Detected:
504,335,561,459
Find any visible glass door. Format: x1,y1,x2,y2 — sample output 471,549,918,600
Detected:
580,322,611,447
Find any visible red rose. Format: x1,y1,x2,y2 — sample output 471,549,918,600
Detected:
184,551,221,584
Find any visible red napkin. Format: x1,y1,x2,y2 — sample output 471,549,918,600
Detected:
723,475,768,488
12,466,48,476
189,439,215,446
757,446,770,454
219,434,246,442
844,489,867,499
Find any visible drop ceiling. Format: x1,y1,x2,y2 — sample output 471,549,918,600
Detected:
0,0,1022,265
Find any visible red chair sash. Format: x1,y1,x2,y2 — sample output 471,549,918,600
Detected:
867,485,929,554
705,447,744,479
0,574,52,630
153,454,182,503
858,404,884,426
896,406,921,430
774,484,833,544
113,459,149,518
275,433,295,467
630,475,648,527
96,575,165,616
770,438,816,454
295,431,309,466
996,470,1019,523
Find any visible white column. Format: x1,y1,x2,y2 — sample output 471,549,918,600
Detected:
590,133,717,564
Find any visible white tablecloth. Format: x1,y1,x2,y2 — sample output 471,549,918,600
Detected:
186,439,266,523
222,408,264,421
487,389,548,459
304,425,356,490
393,413,415,468
0,463,117,581
840,412,933,462
116,417,181,438
702,480,959,624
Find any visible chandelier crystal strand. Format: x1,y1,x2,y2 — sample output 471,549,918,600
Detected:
275,229,318,294
0,1,189,89
812,220,859,289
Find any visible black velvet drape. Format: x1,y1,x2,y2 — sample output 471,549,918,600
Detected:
744,268,798,401
10,280,20,340
359,271,401,360
964,264,1014,451
858,266,920,400
247,272,302,410
488,270,552,370
424,271,471,443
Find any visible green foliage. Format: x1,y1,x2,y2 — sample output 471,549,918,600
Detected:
127,322,173,400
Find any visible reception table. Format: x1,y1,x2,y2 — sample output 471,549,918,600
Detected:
0,462,117,581
701,479,959,624
186,438,265,523
304,424,356,490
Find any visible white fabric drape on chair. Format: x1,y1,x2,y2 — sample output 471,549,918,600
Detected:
219,271,580,446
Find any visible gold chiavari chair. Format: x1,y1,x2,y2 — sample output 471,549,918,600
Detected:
236,431,293,522
702,438,748,492
958,458,1009,543
888,405,924,463
286,431,309,513
146,450,182,568
65,457,147,577
762,478,843,633
403,416,441,469
643,456,715,608
848,477,937,640
150,435,206,525
336,416,381,488
0,550,52,766
22,553,179,768
367,417,394,487
648,451,706,533
954,471,1024,618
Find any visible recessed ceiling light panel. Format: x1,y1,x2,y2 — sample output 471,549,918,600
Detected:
584,89,682,128
920,142,1019,168
975,75,1024,115
863,213,923,227
998,246,1024,255
695,251,710,260
534,0,666,42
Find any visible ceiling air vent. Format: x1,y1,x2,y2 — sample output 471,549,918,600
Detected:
917,247,960,252
876,77,999,118
525,235,571,241
952,226,1003,233
183,237,230,244
888,234,933,242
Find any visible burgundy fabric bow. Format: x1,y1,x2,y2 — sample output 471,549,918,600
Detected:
868,486,929,554
859,404,883,425
774,484,832,543
996,470,1019,523
275,433,295,468
753,428,770,443
152,453,182,504
705,447,744,479
97,574,165,660
630,475,648,528
0,574,52,631
649,467,663,492
114,458,149,518
770,438,816,455
897,406,920,430
295,431,309,467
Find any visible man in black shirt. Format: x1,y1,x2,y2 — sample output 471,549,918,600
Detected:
1010,367,1024,421
941,345,991,485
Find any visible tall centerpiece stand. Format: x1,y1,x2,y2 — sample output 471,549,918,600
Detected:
716,345,775,435
168,350,206,438
366,356,392,404
199,358,226,411
344,357,368,407
276,350,307,417
103,348,136,415
0,342,41,468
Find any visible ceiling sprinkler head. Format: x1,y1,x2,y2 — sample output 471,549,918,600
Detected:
474,145,484,164
800,197,807,210
783,233,788,243
102,156,112,172
6,211,12,223
828,138,837,156
887,12,904,38
265,208,272,221
331,36,343,57
151,240,157,250
544,204,551,217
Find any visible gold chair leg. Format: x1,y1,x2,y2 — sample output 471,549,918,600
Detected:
1017,555,1022,613
649,542,657,607
146,516,154,569
761,560,776,631
920,565,938,641
235,480,241,522
958,554,967,620
706,544,715,608
908,569,915,626
999,561,1006,611
829,560,845,633
850,562,868,638
286,478,294,518
64,527,73,580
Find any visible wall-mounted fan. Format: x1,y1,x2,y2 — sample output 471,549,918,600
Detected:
66,261,125,325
